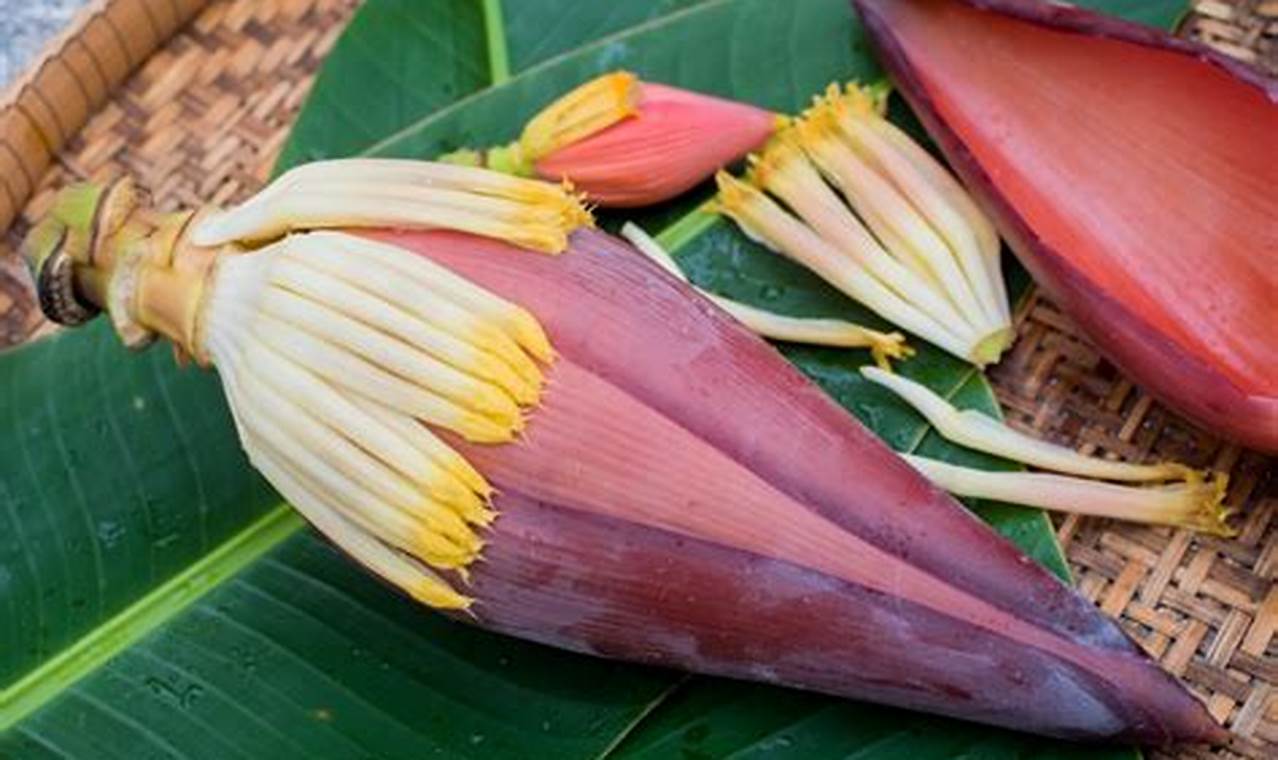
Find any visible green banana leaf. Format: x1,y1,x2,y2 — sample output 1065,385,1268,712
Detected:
0,0,1185,757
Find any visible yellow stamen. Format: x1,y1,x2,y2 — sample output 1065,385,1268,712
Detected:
201,210,555,601
488,71,641,176
868,117,1008,322
254,315,519,443
862,366,1205,483
749,128,975,337
26,168,566,611
350,395,493,503
191,159,591,254
273,157,578,207
827,82,880,118
244,345,489,526
718,300,912,369
830,84,1005,332
620,221,912,369
237,367,479,549
714,171,975,361
248,439,472,609
258,288,524,428
287,235,546,395
904,455,1234,537
324,232,555,364
243,339,485,504
269,255,535,404
797,108,985,323
233,381,472,565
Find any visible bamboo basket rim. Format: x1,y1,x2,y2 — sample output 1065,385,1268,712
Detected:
0,0,208,236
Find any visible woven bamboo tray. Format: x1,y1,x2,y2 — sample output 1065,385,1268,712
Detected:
0,1,1273,758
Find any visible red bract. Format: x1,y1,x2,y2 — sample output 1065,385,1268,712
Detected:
854,0,1278,452
369,227,1224,745
534,82,777,206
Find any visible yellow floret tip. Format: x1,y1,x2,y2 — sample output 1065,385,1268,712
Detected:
191,158,590,255
746,127,808,189
713,170,765,214
870,333,915,371
1184,471,1235,537
410,578,474,610
195,184,566,610
520,70,641,163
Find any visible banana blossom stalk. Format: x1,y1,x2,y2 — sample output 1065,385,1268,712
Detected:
23,160,1223,745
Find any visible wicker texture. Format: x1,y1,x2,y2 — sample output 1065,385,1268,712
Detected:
991,290,1276,760
0,0,208,234
0,0,355,344
1182,0,1278,74
0,1,1272,758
